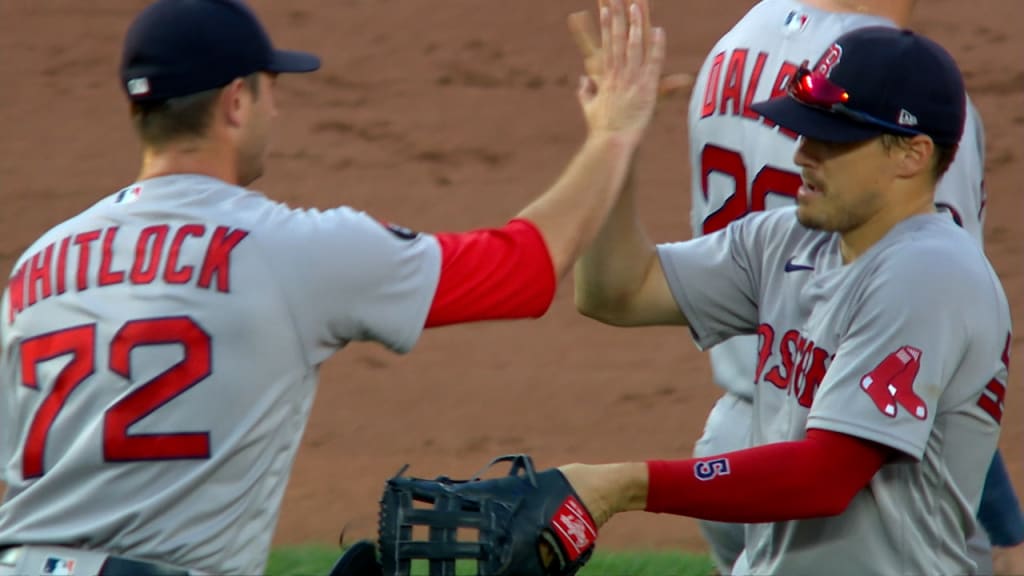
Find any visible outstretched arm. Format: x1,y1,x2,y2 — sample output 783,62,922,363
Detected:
516,0,665,278
559,429,892,527
567,0,689,328
573,168,687,326
425,0,667,328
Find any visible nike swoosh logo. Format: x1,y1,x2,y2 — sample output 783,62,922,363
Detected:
784,257,815,272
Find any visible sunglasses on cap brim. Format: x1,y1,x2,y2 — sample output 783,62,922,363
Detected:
787,64,923,137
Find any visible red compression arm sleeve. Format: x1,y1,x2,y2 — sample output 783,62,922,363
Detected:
425,218,556,328
645,429,892,522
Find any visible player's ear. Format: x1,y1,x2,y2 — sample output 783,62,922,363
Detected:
220,77,251,129
892,134,934,179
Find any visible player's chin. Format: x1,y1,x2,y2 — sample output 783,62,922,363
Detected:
795,204,826,231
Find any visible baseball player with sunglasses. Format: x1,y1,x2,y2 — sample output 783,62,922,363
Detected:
565,23,1012,576
569,1,1022,572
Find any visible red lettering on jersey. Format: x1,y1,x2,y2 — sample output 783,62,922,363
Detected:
859,346,927,420
742,52,768,120
5,224,251,322
769,62,798,98
165,225,205,285
197,226,249,293
98,227,125,286
793,340,829,408
56,236,70,295
27,243,54,306
979,378,1007,424
756,328,833,408
73,230,102,291
700,145,749,234
698,50,803,139
765,330,800,389
978,332,1012,423
130,225,169,285
755,323,776,384
763,62,799,140
7,262,27,324
701,52,726,118
750,166,803,211
720,49,748,117
790,332,807,393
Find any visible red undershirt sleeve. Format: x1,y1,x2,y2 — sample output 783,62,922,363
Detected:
425,218,557,328
645,429,893,523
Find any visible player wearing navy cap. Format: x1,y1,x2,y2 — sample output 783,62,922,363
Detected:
566,24,1011,576
0,0,665,574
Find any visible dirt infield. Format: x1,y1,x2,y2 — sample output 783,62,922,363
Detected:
1,0,1021,554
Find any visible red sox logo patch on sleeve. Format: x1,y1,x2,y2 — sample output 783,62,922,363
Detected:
859,346,927,420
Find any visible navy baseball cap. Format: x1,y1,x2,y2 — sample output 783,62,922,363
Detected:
120,0,321,102
751,27,966,146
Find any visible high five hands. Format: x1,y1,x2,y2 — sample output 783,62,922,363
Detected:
575,0,667,145
570,0,693,103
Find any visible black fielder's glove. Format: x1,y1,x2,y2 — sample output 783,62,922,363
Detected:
328,539,383,576
371,454,598,576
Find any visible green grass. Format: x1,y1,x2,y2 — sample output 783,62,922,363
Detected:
267,544,714,576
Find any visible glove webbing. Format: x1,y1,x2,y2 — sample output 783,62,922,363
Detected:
382,476,508,575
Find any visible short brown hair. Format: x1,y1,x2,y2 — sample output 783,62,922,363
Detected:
130,74,260,147
880,133,958,181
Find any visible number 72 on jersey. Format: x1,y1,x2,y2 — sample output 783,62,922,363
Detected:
16,316,211,479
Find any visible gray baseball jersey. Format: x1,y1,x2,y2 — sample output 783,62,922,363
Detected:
688,0,988,401
0,175,442,574
658,208,1011,575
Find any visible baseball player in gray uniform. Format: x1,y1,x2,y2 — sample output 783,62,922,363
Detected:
678,1,1008,573
563,25,1012,576
569,0,1020,572
0,0,665,574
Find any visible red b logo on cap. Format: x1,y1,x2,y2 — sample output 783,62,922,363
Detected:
814,43,843,77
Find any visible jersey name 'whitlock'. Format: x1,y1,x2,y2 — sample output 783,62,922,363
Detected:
7,222,249,323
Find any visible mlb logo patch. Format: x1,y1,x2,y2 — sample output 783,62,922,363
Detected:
41,556,76,576
783,10,809,33
114,185,142,204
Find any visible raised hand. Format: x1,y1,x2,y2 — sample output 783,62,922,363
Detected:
570,0,692,101
578,0,666,146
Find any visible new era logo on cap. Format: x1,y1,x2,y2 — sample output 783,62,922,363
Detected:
898,108,919,126
126,77,151,96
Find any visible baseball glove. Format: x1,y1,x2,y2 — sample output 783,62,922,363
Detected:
328,539,382,576
354,453,598,576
